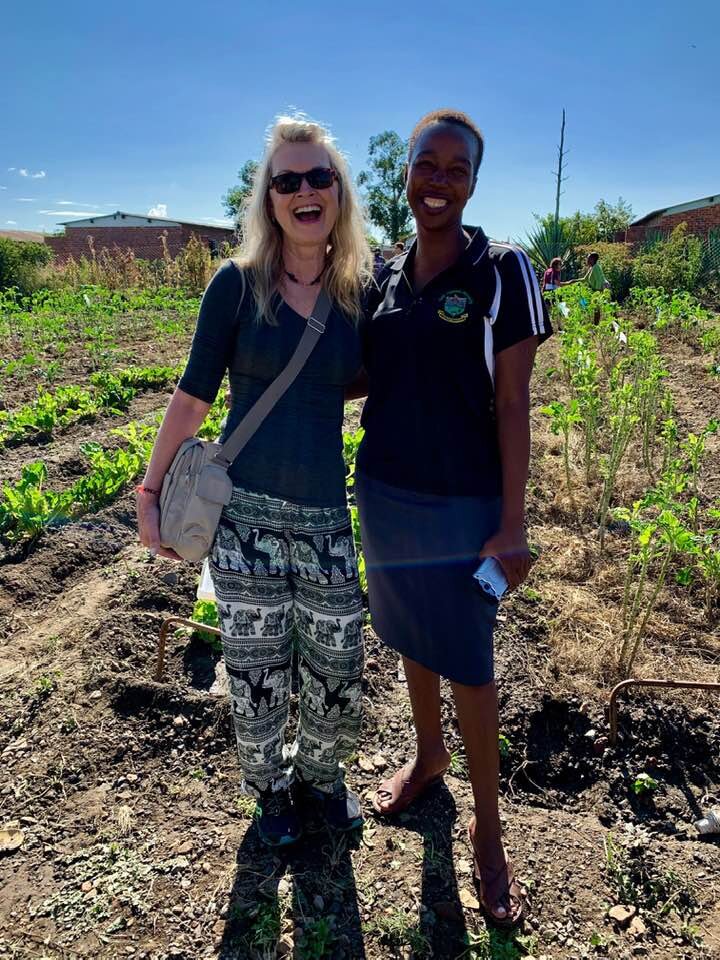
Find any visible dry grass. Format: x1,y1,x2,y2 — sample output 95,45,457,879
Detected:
39,232,229,295
115,804,135,836
545,583,620,685
526,334,720,700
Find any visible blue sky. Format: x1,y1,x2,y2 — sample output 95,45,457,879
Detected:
3,0,718,241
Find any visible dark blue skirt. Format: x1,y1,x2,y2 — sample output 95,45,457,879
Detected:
355,471,501,685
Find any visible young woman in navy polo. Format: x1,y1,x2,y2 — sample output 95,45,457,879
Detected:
356,109,551,929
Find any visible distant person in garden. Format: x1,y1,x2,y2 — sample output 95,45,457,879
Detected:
355,109,551,929
373,247,386,275
137,115,372,847
542,256,565,292
582,251,610,292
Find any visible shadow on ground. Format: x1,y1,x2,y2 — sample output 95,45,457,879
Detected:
218,812,366,959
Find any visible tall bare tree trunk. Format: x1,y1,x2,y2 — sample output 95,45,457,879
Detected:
553,109,567,237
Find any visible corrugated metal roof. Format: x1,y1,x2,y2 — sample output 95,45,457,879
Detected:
58,210,234,231
631,194,719,226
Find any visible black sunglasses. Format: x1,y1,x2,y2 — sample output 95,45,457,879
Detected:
269,167,337,195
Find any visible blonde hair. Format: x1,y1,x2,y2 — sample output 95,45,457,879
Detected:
234,114,372,324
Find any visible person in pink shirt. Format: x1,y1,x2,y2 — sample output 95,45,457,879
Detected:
542,257,564,292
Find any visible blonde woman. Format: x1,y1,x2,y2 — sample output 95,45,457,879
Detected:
137,115,372,846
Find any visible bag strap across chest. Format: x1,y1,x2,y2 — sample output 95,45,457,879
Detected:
212,286,332,469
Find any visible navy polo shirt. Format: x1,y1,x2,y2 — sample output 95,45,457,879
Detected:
357,227,551,497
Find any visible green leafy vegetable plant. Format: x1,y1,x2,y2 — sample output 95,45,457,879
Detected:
631,773,659,795
541,399,581,496
191,600,221,650
615,497,696,676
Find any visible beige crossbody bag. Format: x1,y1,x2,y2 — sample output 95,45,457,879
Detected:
159,287,332,562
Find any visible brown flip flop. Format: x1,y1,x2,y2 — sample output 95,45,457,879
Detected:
372,762,447,817
467,817,528,931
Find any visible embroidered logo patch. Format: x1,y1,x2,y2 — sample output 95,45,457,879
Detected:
438,290,473,323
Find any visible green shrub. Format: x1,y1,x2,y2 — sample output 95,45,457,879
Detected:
522,219,577,275
0,238,52,294
577,242,634,300
632,223,705,294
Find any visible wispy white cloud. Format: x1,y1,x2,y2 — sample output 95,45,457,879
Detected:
32,171,47,179
148,203,168,217
56,200,99,208
17,197,36,202
39,209,97,218
5,220,17,226
7,167,16,172
0,185,7,190
18,168,46,179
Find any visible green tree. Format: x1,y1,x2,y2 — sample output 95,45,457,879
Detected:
533,210,597,246
593,197,634,242
533,198,634,247
0,237,52,294
357,131,412,244
564,210,599,245
222,160,259,231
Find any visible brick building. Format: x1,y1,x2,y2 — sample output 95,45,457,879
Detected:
46,211,235,262
624,194,720,244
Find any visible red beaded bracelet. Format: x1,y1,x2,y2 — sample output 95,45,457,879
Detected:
136,484,161,497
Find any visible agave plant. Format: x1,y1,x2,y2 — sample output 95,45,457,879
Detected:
521,219,577,275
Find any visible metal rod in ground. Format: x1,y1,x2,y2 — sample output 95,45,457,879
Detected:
155,615,222,682
608,677,720,745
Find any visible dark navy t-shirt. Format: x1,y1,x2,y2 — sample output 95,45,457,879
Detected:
358,227,552,497
178,260,362,507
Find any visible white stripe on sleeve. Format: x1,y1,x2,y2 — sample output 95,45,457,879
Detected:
492,241,541,337
510,247,538,335
516,247,545,335
483,266,502,386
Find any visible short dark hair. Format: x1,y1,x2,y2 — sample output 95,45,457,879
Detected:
588,251,599,264
408,109,485,175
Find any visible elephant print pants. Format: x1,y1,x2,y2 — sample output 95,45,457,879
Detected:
209,486,364,798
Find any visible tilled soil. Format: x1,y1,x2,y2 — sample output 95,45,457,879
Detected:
0,387,172,488
1,319,719,960
1,312,193,409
